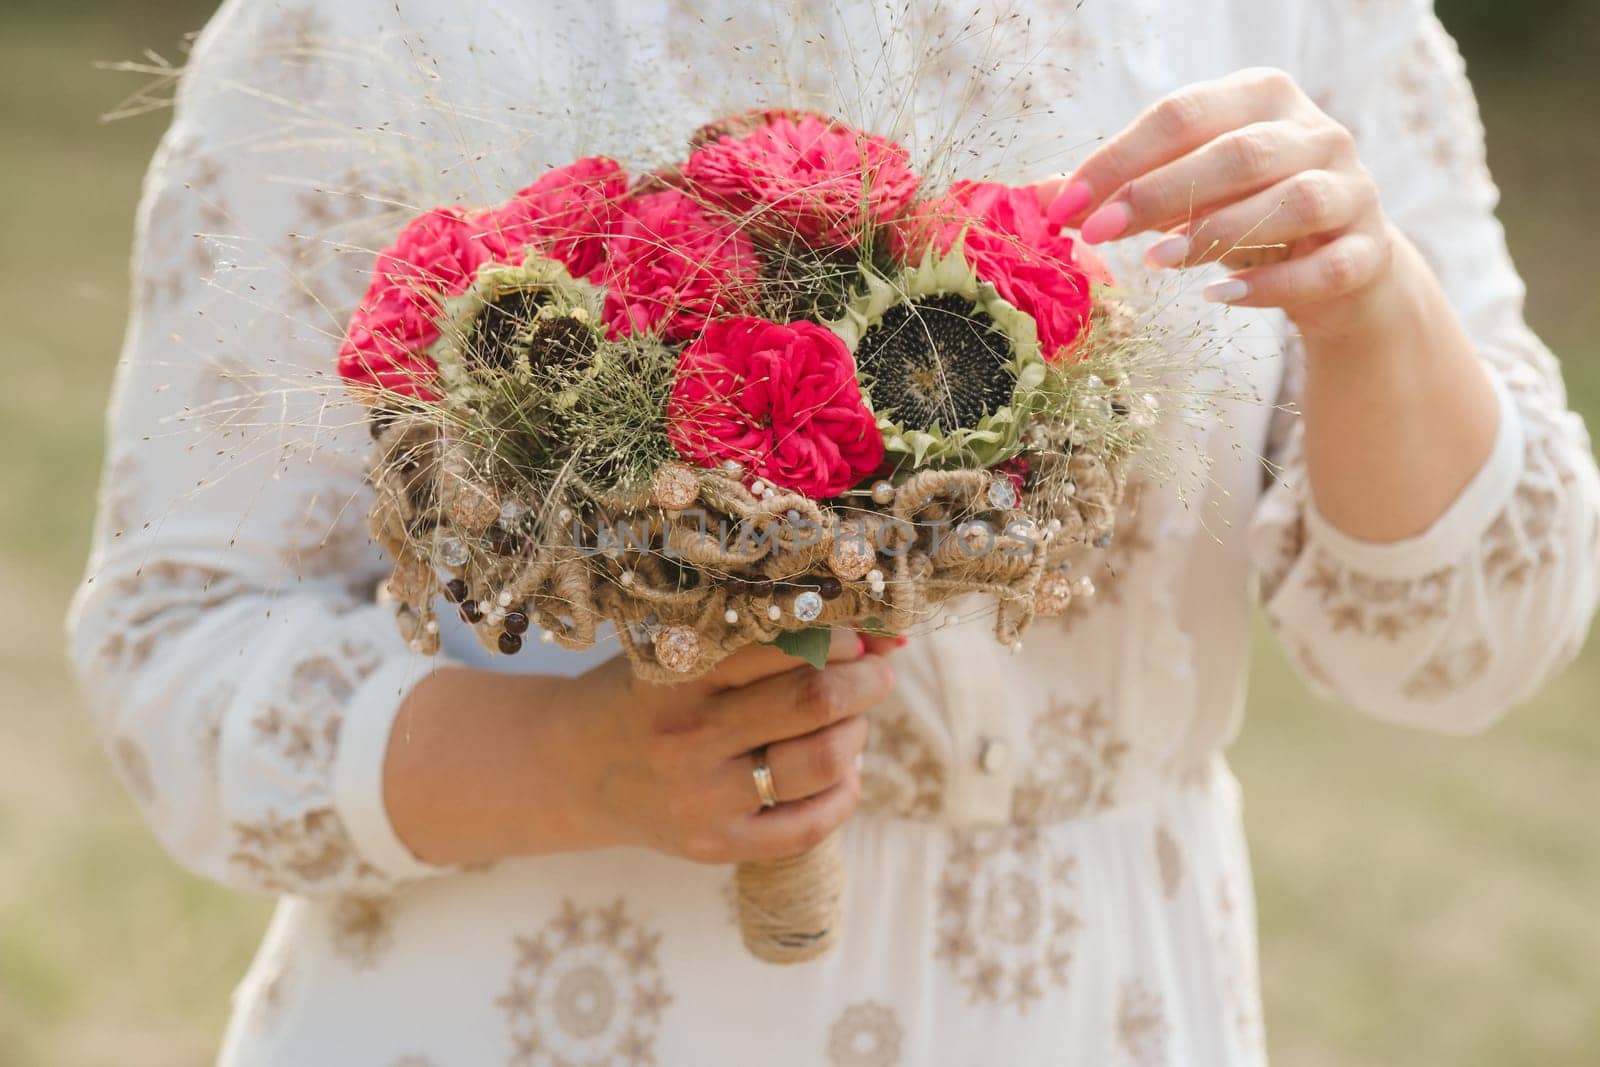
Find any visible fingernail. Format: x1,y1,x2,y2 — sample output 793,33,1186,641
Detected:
1145,234,1191,270
854,751,864,772
1080,201,1131,245
856,634,867,657
894,635,909,648
1046,179,1093,227
1203,278,1251,303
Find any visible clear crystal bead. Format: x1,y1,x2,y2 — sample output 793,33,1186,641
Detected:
793,590,824,623
437,536,470,568
987,477,1020,510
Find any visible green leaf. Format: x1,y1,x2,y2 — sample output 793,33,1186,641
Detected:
857,616,895,636
767,627,833,670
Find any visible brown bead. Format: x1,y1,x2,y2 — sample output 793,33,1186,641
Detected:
503,610,530,636
816,576,843,601
444,579,468,603
748,579,774,597
460,600,483,624
485,524,522,554
498,631,523,655
724,577,751,597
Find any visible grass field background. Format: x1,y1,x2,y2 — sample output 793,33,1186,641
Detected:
1,3,1595,1064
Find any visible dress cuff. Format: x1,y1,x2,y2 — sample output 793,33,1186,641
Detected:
333,649,460,883
1302,368,1523,578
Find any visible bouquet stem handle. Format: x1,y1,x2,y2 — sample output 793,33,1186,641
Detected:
734,829,844,964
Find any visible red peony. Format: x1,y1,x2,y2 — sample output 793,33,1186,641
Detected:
667,317,885,498
969,229,1095,363
891,180,1055,255
683,112,920,247
599,189,762,341
338,207,493,399
479,156,628,279
892,181,1108,361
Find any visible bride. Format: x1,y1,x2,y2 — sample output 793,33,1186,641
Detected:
71,1,1598,1063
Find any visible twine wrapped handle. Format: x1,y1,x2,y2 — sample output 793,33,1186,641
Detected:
734,830,845,964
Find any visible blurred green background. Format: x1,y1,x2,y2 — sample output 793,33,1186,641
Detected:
1,2,1595,1064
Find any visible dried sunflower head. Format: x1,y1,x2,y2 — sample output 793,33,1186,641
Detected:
434,257,604,393
827,245,1047,466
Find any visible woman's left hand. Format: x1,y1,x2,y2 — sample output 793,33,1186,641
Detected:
1037,67,1397,330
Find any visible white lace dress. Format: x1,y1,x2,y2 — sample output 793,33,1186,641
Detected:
69,1,1599,1064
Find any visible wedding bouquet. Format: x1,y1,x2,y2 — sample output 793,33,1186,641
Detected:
339,108,1165,962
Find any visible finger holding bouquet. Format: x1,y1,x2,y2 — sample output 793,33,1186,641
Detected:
385,628,894,869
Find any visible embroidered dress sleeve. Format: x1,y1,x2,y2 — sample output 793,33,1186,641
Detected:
67,0,457,895
1249,1,1600,732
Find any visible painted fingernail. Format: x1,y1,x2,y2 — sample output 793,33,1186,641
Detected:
1080,201,1131,245
1203,278,1251,304
1145,234,1191,270
894,635,909,648
1046,179,1093,227
856,634,868,657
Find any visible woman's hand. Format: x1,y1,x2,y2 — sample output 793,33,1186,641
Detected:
383,629,896,869
573,630,894,864
1037,67,1397,338
1033,67,1500,543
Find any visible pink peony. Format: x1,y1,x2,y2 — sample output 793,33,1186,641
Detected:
667,317,885,498
892,181,1105,361
599,189,762,341
338,207,493,399
683,113,920,247
478,156,628,279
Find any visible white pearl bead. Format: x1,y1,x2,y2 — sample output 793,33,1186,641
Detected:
497,591,512,607
943,613,959,628
766,604,782,621
724,609,738,624
620,569,634,586
866,569,883,584
540,629,555,643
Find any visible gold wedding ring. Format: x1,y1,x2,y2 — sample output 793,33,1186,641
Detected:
752,751,780,808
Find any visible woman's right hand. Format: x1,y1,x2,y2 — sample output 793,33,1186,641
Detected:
571,630,895,864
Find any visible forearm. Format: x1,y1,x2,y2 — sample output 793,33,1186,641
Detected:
382,666,616,867
1297,227,1501,543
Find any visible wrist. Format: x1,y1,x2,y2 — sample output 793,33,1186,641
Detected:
545,662,644,854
